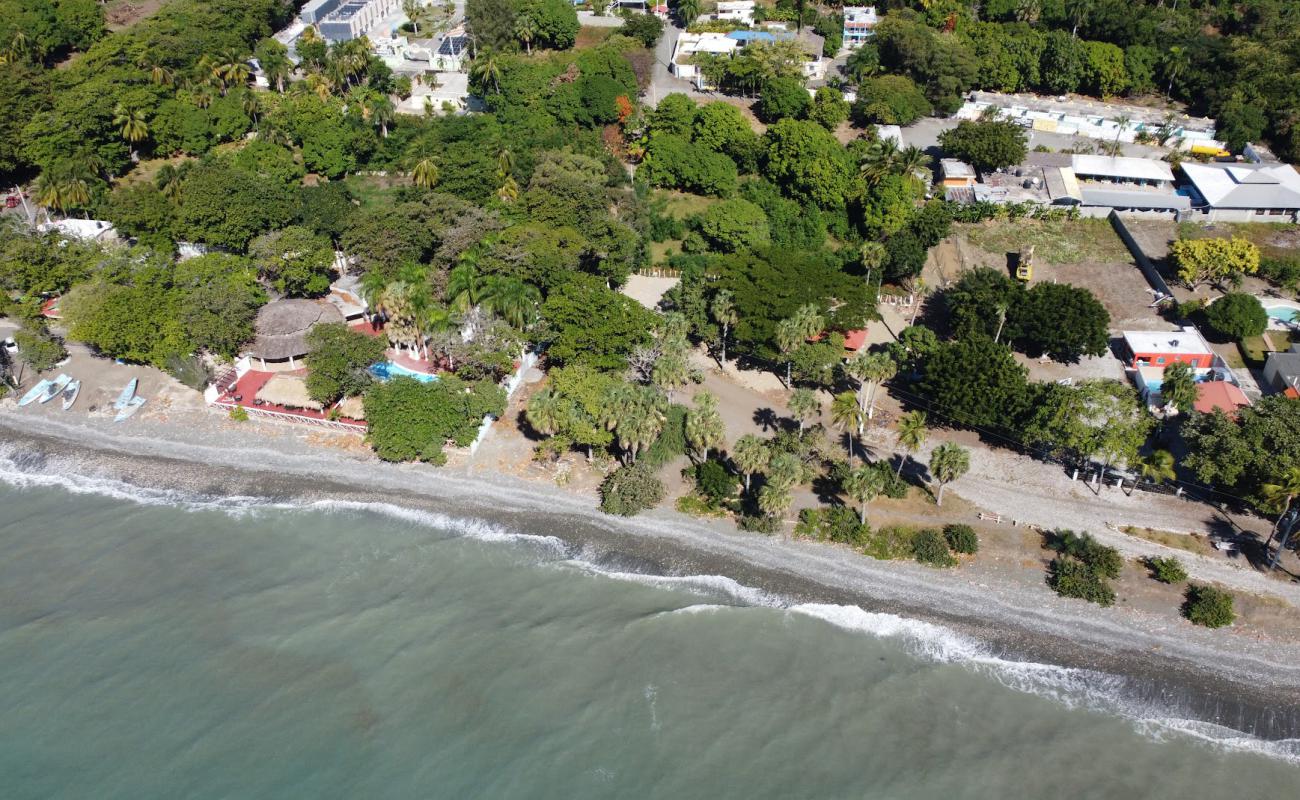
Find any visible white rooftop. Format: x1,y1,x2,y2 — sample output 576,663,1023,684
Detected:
1071,155,1174,183
676,32,739,55
38,219,117,242
940,159,975,179
1180,162,1300,209
1123,327,1213,357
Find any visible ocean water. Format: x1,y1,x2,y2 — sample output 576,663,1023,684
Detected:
1,478,1298,799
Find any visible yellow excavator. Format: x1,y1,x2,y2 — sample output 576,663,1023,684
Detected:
1016,245,1034,282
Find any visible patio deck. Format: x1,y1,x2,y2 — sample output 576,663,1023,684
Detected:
215,368,366,430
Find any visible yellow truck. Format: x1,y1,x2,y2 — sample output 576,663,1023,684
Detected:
1190,143,1231,158
1016,245,1034,282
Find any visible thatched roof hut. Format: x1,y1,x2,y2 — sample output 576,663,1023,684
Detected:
337,395,366,421
249,299,344,362
256,375,323,411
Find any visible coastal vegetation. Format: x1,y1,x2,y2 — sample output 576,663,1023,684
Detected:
1183,584,1235,629
1047,530,1123,607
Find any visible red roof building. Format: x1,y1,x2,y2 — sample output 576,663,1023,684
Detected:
1193,381,1251,416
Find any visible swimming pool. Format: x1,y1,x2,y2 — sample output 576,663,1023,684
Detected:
369,361,438,383
1261,299,1300,325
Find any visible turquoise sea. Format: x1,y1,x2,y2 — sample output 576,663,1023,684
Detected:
0,476,1297,799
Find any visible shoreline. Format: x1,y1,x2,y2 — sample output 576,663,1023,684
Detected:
3,409,1300,746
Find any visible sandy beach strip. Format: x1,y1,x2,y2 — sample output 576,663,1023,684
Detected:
2,406,1300,741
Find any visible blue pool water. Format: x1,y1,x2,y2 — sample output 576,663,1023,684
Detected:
369,361,438,383
1265,305,1299,323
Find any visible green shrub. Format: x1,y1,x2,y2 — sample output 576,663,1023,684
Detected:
738,513,780,534
694,458,739,505
1052,530,1122,580
1204,292,1268,341
676,493,724,517
640,404,688,467
794,506,867,544
13,326,67,372
1183,584,1235,628
1145,555,1188,584
944,524,979,555
599,463,666,516
861,524,917,561
229,405,249,422
1048,557,1116,606
912,528,957,567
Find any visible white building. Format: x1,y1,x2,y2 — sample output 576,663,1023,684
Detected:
714,1,755,24
396,71,472,115
37,219,117,243
317,0,400,43
1179,162,1300,223
842,6,878,52
957,91,1224,152
670,32,740,88
671,28,826,88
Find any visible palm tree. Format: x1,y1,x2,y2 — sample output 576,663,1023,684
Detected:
305,73,333,102
403,0,424,34
859,241,886,288
758,483,793,521
155,164,185,201
686,391,726,462
471,50,502,95
1112,113,1132,151
710,290,738,367
895,410,927,478
896,145,931,190
213,49,251,93
412,157,439,189
241,90,261,124
483,276,541,329
371,95,395,138
859,138,899,186
113,104,149,160
775,318,801,388
830,391,865,462
843,464,885,524
787,387,818,435
497,148,514,179
929,442,970,506
1160,361,1197,415
497,174,520,203
602,386,668,463
190,84,215,109
676,0,701,26
1137,449,1176,485
651,352,690,401
527,388,570,437
446,259,486,312
731,434,769,494
1261,467,1300,565
846,350,896,422
515,14,537,55
32,173,67,216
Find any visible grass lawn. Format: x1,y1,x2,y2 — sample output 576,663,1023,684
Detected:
649,239,681,265
1176,220,1300,260
963,218,1131,264
575,26,616,50
657,190,720,220
1121,526,1218,557
1240,335,1272,367
343,174,406,210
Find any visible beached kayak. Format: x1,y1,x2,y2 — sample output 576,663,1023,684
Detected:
113,378,138,410
61,379,81,411
17,380,52,407
38,374,72,404
113,396,145,423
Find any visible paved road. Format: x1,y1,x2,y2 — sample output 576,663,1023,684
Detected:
900,116,1172,159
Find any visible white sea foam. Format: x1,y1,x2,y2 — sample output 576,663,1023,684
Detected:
3,445,1297,764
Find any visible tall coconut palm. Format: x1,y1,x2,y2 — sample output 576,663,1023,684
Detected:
412,157,439,190
212,49,251,93
848,351,896,421
1137,449,1176,485
470,50,502,95
371,94,395,138
483,276,541,329
527,388,571,437
402,0,424,34
602,385,668,464
710,290,738,367
190,84,215,109
113,104,150,161
32,173,67,216
843,464,885,525
685,391,725,462
895,410,927,477
788,387,818,435
155,164,185,202
497,174,520,203
859,137,900,186
731,434,769,494
830,390,865,462
651,352,690,402
241,90,261,124
676,0,702,26
515,14,537,55
929,442,970,506
446,259,486,312
775,318,801,388
497,148,514,179
1261,466,1300,564
859,241,886,288
896,145,932,191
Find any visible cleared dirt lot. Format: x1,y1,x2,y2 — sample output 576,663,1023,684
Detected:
928,219,1171,331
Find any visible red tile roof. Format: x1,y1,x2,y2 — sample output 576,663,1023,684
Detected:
1193,381,1251,415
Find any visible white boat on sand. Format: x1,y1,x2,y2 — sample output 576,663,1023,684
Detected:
114,396,146,423
113,378,138,410
38,374,72,404
61,379,81,411
18,380,52,407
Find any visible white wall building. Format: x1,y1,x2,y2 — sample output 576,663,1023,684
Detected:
670,32,739,88
842,6,878,51
37,219,117,243
714,1,755,25
318,0,400,43
1179,162,1300,223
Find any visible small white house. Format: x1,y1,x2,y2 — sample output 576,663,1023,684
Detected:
714,1,755,24
38,219,117,244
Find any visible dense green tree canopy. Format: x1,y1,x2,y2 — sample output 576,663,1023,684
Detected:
918,336,1029,431
938,119,1027,173
304,322,387,405
540,273,657,370
364,375,506,464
